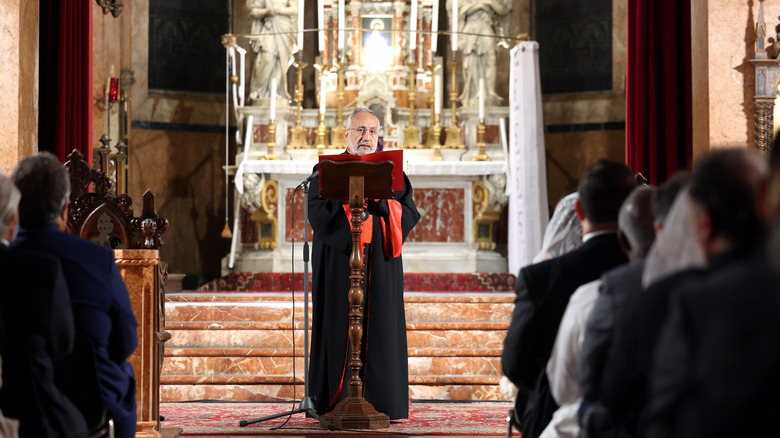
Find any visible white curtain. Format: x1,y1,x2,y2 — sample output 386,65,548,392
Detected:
507,41,549,277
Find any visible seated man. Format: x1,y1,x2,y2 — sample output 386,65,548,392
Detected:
502,159,636,438
0,172,86,437
11,153,138,438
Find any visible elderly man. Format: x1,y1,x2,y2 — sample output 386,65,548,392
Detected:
0,171,85,437
11,153,138,438
307,108,421,419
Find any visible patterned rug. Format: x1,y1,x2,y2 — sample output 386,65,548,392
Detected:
160,401,513,436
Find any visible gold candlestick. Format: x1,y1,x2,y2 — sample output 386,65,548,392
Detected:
331,62,348,149
473,118,489,161
316,112,329,155
425,64,441,149
265,119,279,160
288,59,309,149
444,57,465,149
404,62,422,149
430,112,443,161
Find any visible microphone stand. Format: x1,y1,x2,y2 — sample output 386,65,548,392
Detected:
239,177,333,430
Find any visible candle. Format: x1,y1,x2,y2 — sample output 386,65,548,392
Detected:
478,77,485,120
451,0,458,51
431,0,439,53
410,0,417,51
320,74,327,115
434,74,441,115
338,0,345,55
298,0,304,52
238,46,246,106
270,78,277,121
318,0,325,52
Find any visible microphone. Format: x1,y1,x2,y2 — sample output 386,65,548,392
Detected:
294,170,319,192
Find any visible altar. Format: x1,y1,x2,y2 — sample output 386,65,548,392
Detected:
221,0,544,276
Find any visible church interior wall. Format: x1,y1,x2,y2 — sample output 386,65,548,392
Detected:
706,0,776,150
0,0,38,174
85,0,775,282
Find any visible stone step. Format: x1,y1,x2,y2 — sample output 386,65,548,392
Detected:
166,328,507,350
162,356,502,377
160,384,504,402
160,291,514,402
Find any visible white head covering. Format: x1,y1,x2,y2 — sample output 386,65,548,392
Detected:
533,192,583,263
642,187,707,288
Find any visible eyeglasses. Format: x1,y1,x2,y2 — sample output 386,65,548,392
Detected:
347,127,380,137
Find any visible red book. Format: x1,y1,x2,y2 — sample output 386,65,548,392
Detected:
318,149,404,191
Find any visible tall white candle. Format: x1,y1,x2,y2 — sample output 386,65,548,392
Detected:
451,0,458,51
410,0,417,51
434,74,441,115
431,0,439,53
318,0,325,52
478,77,485,120
338,0,345,53
320,74,327,114
298,0,304,52
270,78,277,121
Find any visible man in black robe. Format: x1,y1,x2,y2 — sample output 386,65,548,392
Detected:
307,108,421,419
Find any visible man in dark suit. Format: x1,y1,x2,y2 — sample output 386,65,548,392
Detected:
642,148,776,438
501,159,636,438
0,172,87,437
577,172,689,438
10,153,139,438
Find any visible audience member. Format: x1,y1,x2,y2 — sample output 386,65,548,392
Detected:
0,172,85,437
501,159,636,438
541,186,656,438
533,192,583,263
577,172,689,438
643,147,777,438
10,153,138,438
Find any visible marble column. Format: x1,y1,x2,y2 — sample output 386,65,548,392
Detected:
349,1,362,67
115,249,164,438
393,1,405,66
0,0,39,172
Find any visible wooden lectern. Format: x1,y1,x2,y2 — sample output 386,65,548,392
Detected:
318,159,395,430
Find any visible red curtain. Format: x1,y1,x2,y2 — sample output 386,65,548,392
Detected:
626,0,692,185
39,0,93,165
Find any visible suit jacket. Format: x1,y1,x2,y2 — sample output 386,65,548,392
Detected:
577,260,645,438
12,226,138,436
643,245,778,438
0,244,87,437
501,233,628,438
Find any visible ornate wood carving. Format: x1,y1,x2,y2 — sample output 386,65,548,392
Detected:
65,149,168,250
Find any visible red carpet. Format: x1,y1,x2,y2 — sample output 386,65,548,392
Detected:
160,401,513,436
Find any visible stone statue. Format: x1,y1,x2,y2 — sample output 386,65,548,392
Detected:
247,0,296,103
454,0,512,106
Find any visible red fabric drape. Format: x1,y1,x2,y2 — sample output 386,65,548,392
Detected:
626,0,692,185
39,1,93,165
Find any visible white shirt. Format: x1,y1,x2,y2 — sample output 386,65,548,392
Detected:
540,279,601,438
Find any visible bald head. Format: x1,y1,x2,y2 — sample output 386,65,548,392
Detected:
0,172,21,242
618,186,657,261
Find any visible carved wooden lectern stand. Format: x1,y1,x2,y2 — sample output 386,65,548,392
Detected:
318,159,396,430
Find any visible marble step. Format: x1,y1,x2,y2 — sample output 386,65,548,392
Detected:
160,383,504,402
161,291,515,402
165,293,514,324
162,356,502,377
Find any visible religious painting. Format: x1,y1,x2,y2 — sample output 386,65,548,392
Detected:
361,15,394,71
534,0,612,94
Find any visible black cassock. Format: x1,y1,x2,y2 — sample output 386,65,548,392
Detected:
307,166,420,419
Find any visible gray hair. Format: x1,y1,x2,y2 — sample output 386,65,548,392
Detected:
345,108,379,130
0,172,21,239
11,152,70,227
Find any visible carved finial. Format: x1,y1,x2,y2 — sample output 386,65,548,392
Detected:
757,0,768,57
